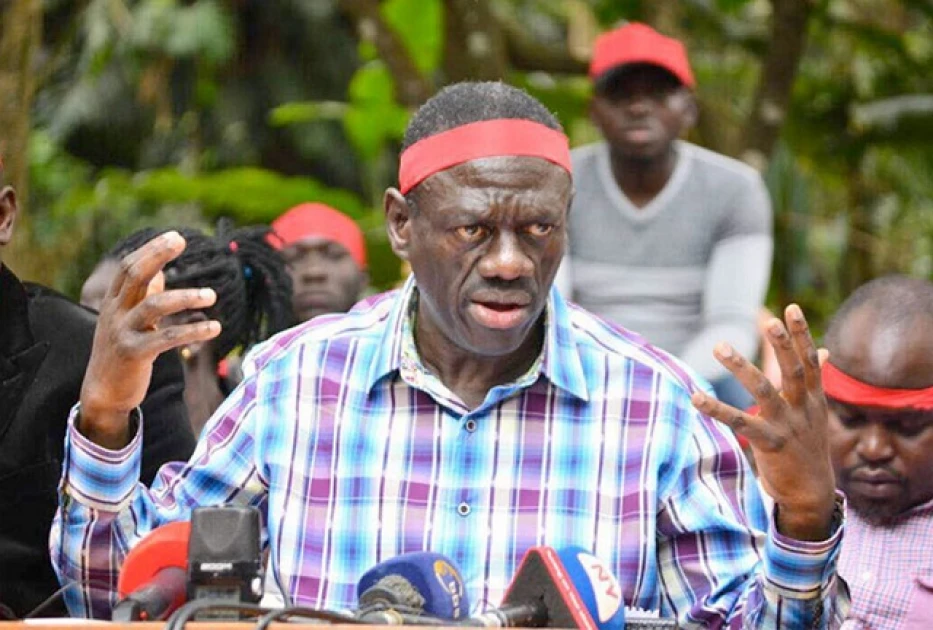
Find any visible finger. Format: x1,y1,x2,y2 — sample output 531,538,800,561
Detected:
691,390,773,445
713,342,784,418
785,304,822,392
818,348,830,367
126,288,217,332
763,316,805,405
114,232,186,307
147,271,165,298
131,320,222,359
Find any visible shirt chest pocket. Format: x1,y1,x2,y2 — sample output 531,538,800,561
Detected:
902,574,933,629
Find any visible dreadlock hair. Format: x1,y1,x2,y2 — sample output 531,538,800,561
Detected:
109,223,294,360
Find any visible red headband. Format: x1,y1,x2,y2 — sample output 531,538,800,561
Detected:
822,362,933,411
398,119,572,195
270,203,367,269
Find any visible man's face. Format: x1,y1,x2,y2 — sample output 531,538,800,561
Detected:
386,156,571,358
589,64,695,162
829,404,933,526
828,309,933,525
282,237,367,322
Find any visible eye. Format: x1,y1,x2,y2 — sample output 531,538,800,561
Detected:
526,223,554,237
325,248,350,261
456,225,488,242
891,415,933,438
836,414,867,430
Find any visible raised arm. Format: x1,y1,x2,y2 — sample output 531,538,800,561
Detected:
684,304,848,627
50,232,267,618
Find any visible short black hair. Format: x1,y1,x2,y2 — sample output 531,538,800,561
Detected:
402,81,563,151
108,223,294,360
825,275,933,351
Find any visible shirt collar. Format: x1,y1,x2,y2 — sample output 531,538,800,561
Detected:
365,275,589,402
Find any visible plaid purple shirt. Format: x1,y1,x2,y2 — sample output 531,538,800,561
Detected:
839,500,933,629
52,278,847,627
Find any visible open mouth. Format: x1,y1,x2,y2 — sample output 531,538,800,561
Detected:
468,301,530,330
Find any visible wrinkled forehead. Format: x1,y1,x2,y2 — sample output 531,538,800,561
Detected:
415,156,573,209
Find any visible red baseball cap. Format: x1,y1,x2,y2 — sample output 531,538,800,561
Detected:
270,203,367,270
589,22,695,89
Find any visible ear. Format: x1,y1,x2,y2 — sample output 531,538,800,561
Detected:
680,90,699,131
384,187,414,262
587,97,606,132
0,187,19,247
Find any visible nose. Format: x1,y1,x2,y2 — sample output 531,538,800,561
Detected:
624,92,652,116
477,231,534,281
855,423,896,465
297,254,329,283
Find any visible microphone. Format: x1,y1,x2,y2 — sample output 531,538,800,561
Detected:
471,547,676,629
112,521,190,622
355,551,470,623
186,505,264,620
465,546,611,629
112,506,264,622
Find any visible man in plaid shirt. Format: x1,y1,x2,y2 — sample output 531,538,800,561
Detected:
54,82,848,627
821,276,933,629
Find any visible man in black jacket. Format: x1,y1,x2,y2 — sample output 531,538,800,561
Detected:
0,163,196,618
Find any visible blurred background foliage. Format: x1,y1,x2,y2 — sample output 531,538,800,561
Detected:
0,0,930,334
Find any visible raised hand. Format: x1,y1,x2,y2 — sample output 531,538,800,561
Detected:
79,231,221,449
691,304,837,541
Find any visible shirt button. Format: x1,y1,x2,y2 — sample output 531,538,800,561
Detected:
457,502,471,516
465,419,477,433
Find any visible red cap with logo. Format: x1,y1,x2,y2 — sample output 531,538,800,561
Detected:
589,22,695,89
270,203,367,270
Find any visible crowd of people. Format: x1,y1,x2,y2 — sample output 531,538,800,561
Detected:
0,22,930,629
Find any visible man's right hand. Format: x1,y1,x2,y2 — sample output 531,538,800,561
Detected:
78,231,220,449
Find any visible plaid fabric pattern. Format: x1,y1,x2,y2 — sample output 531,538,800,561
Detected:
839,501,933,629
52,277,847,627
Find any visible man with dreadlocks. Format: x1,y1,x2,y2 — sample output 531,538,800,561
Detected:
0,161,195,619
83,224,293,436
53,83,848,627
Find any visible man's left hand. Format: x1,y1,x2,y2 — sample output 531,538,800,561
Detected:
691,304,837,541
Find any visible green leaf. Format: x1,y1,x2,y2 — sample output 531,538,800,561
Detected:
165,1,235,63
381,0,443,76
269,101,349,127
348,62,397,105
714,0,754,14
341,63,410,161
132,167,367,222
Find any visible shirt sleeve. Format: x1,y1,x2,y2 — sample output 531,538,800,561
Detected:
49,376,268,619
656,402,849,628
678,174,774,382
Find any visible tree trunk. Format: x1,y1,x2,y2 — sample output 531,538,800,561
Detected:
839,164,876,296
740,0,813,170
338,0,433,107
0,0,42,278
443,0,509,83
